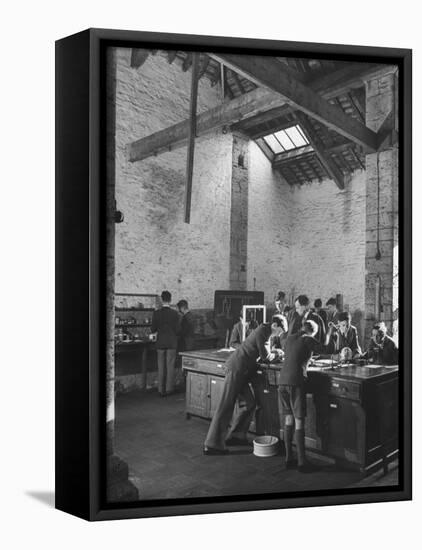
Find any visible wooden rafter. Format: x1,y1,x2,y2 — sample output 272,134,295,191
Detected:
349,146,365,170
128,61,392,163
128,88,289,162
295,111,345,190
209,53,378,152
182,53,193,72
231,69,245,94
167,51,177,64
199,55,210,79
233,63,388,136
130,49,150,69
348,92,365,122
184,53,200,224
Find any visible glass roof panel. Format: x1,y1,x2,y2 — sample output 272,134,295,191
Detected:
263,134,284,154
284,125,309,148
261,124,310,154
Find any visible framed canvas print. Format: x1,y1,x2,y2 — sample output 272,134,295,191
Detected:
55,28,412,521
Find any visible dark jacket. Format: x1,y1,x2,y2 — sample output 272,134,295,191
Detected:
316,309,328,331
179,311,196,351
151,306,181,349
280,332,317,386
367,334,398,365
229,321,253,349
225,323,272,373
326,325,361,355
288,310,326,349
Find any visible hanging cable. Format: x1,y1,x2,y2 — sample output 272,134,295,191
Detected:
375,152,382,260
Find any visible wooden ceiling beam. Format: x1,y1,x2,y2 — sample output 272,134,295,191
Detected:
128,88,285,162
233,62,390,134
167,51,177,64
182,53,193,72
130,49,150,69
128,61,393,162
184,53,200,224
210,53,378,152
198,55,210,79
295,111,345,190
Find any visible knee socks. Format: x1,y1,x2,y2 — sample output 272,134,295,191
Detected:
295,429,306,466
284,424,294,462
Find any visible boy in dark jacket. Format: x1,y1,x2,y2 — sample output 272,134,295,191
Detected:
325,311,361,358
177,299,196,352
280,320,318,472
367,322,398,365
203,317,286,455
151,290,181,396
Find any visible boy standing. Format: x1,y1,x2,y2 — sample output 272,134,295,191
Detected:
279,320,318,472
151,291,181,396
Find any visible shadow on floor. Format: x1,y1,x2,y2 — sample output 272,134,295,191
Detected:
26,491,55,508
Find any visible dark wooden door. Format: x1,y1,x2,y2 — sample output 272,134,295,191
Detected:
326,397,365,464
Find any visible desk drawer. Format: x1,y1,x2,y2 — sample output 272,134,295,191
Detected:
329,378,361,401
182,357,226,376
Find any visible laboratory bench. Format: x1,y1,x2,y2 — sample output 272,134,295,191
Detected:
180,349,399,474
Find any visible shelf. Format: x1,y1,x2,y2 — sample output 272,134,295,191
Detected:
115,307,155,312
115,324,151,328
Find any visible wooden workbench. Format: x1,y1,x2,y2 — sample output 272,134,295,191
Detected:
180,349,399,474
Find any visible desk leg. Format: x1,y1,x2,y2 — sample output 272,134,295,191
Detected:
140,346,148,390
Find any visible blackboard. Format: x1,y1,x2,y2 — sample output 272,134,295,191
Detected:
213,290,265,328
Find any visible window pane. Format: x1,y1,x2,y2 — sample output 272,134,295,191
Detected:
274,130,296,150
285,125,309,147
263,135,284,153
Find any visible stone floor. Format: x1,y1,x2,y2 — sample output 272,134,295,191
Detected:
114,390,399,501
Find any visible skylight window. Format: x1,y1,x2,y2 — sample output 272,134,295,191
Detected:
262,124,310,154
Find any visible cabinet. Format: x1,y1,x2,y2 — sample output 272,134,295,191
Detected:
185,371,225,419
181,350,399,473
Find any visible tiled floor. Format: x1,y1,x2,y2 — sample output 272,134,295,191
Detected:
114,390,398,501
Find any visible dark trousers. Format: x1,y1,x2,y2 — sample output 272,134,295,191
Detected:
156,348,177,394
204,363,265,450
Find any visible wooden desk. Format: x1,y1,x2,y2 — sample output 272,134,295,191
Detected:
180,349,399,474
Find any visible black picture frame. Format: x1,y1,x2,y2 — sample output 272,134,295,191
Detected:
55,28,412,521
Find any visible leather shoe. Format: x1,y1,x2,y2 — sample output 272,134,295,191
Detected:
225,437,251,446
203,447,229,456
297,462,318,473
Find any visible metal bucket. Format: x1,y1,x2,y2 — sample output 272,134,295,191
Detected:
253,435,279,457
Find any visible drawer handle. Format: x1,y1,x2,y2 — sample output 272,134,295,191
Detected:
184,360,195,366
217,364,223,368
332,383,340,388
330,403,338,409
211,380,217,385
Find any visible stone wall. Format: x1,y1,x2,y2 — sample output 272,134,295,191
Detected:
288,169,367,338
112,48,397,347
247,141,293,308
364,70,399,340
247,143,366,339
114,48,232,309
229,133,249,290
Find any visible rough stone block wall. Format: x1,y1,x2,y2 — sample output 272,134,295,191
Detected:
364,71,399,340
248,142,366,338
247,141,293,308
230,133,249,290
287,170,367,340
113,48,232,310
